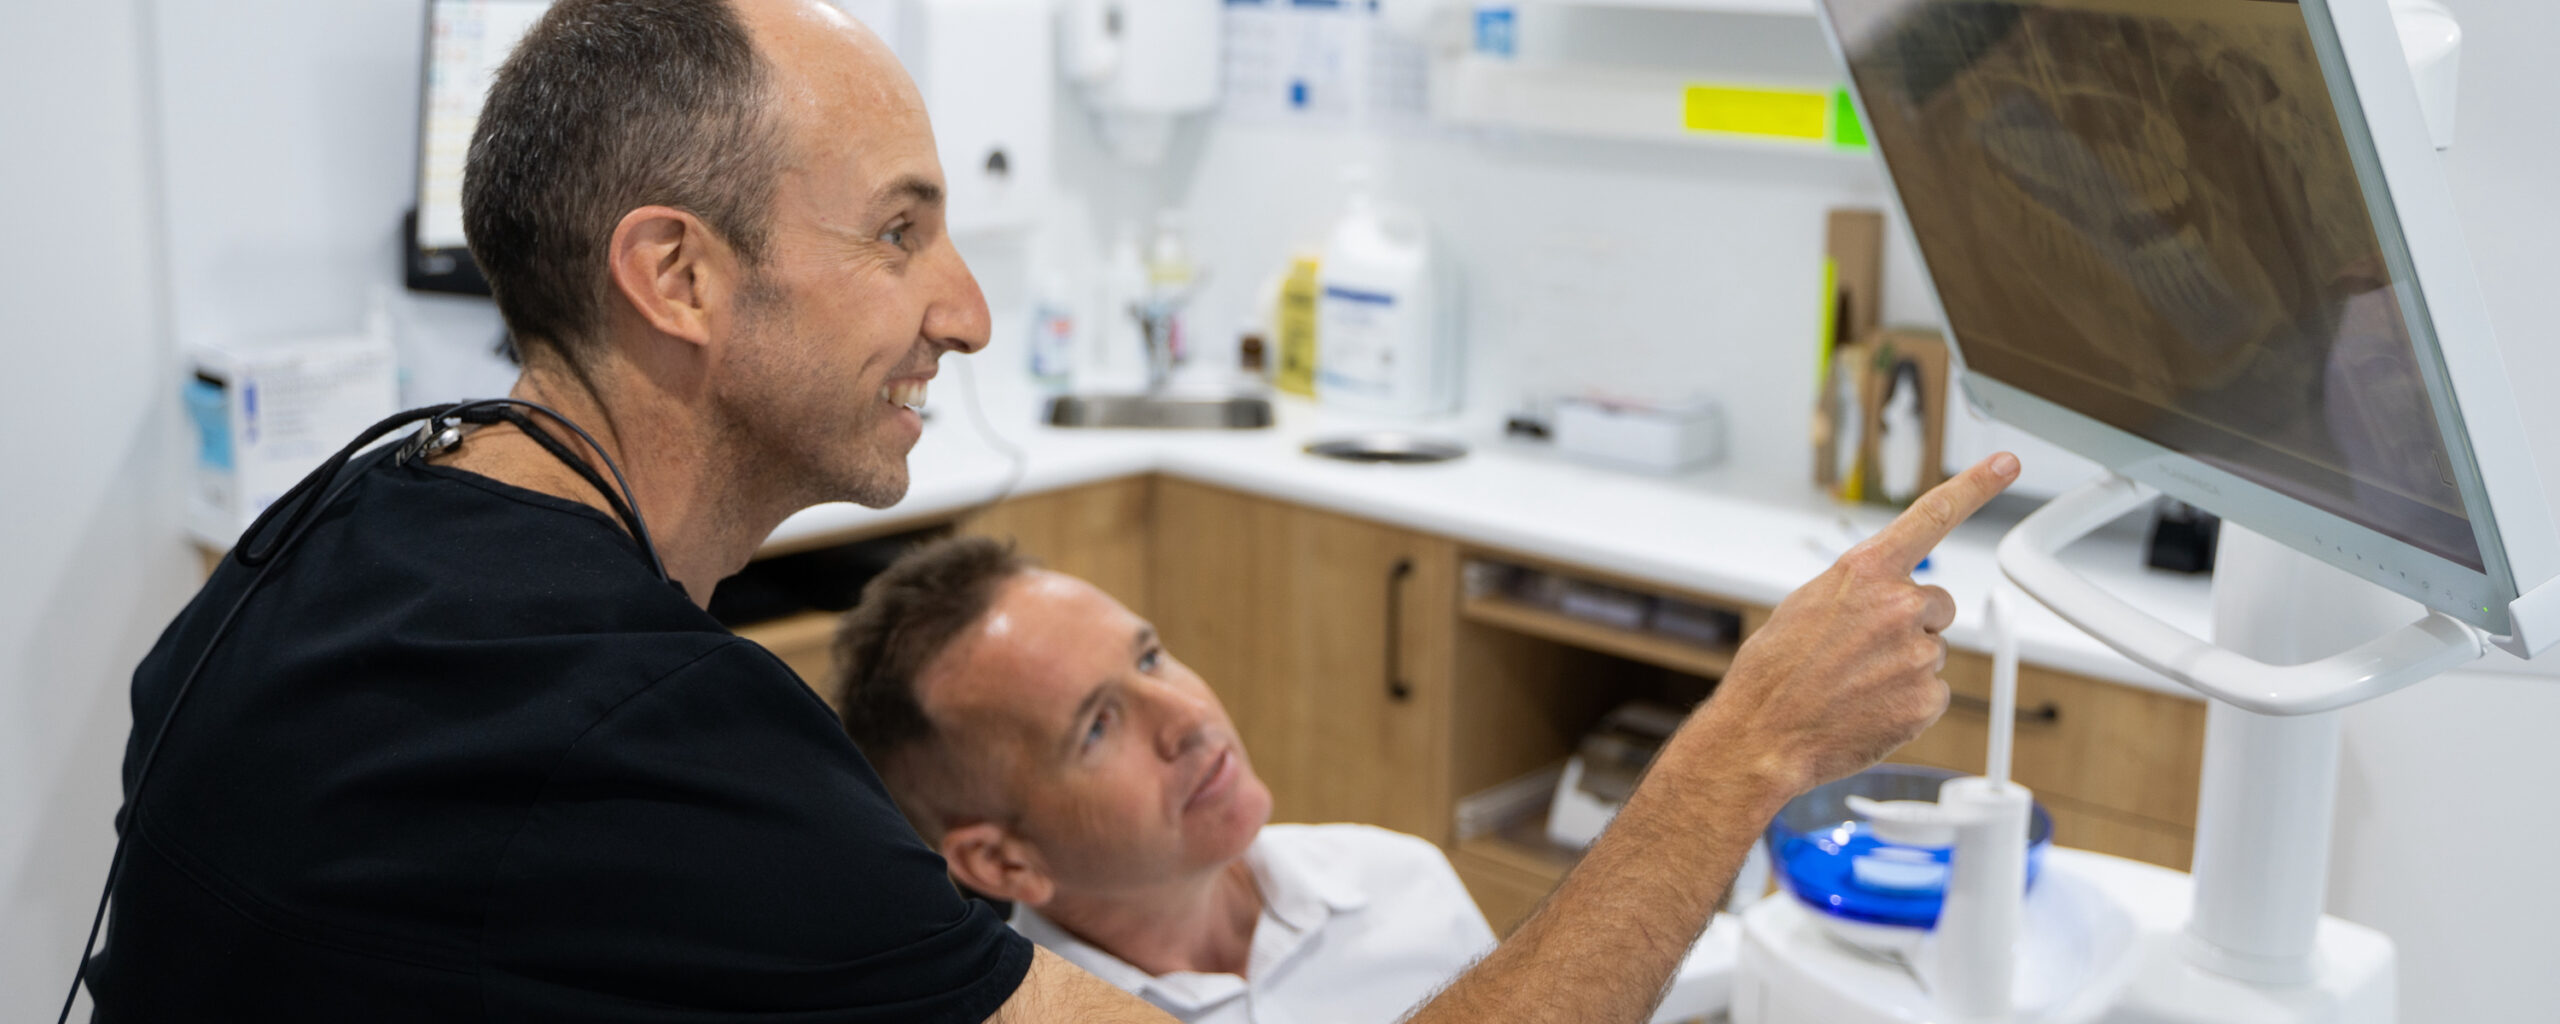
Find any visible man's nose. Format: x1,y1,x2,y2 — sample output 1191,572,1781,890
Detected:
922,238,991,356
1148,680,1218,761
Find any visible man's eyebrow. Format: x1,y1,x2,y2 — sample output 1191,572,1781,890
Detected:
874,174,943,209
1133,624,1157,656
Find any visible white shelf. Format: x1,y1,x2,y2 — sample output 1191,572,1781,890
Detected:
1431,54,1871,158
1505,0,1817,16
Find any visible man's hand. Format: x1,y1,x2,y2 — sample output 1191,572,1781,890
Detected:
1698,452,2022,796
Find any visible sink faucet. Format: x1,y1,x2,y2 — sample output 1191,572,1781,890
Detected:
1129,274,1207,394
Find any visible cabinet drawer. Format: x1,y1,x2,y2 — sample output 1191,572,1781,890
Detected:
1895,652,2204,830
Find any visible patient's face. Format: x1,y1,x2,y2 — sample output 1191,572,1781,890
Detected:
922,570,1272,896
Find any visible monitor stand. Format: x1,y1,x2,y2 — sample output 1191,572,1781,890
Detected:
1735,478,2482,1024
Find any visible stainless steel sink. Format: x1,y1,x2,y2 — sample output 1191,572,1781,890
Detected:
1045,394,1274,430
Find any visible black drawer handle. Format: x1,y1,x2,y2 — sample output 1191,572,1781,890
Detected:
1386,558,1414,702
1950,693,2060,725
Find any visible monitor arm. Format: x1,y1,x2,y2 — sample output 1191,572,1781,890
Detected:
1994,474,2487,716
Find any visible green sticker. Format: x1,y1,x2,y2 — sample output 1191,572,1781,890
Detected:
1832,89,1868,150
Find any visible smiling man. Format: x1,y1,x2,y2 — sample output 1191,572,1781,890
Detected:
834,539,1498,1023
86,0,2021,1019
87,1,1021,1019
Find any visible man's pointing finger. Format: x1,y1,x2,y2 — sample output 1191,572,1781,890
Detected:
1863,453,2022,575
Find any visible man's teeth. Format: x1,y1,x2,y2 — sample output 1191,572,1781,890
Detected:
884,380,928,410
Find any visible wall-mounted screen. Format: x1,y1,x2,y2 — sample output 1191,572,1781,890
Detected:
408,0,551,295
1817,0,2556,639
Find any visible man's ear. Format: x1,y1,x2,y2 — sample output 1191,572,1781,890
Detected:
605,205,740,349
941,822,1057,907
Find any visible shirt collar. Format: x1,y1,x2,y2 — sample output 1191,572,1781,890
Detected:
1007,830,1373,1011
1247,826,1370,930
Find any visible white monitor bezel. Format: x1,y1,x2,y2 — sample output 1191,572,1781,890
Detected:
1815,0,2559,641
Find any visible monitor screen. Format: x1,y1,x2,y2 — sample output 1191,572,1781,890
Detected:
411,0,551,292
1822,0,2484,572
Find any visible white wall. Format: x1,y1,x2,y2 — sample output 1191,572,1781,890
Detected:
0,0,194,1017
1058,8,1916,492
152,0,517,403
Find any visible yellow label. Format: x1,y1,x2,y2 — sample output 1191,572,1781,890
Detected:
1682,85,1831,142
1274,256,1322,397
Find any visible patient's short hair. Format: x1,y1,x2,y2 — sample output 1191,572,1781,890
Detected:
834,535,1038,841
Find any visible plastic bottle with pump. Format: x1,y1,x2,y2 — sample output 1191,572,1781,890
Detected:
1314,165,1457,417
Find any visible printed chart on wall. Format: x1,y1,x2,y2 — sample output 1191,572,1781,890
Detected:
1223,0,1431,128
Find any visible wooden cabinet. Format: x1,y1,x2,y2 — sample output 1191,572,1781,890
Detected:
735,478,1158,711
1149,479,1459,841
1891,650,2205,868
959,476,1156,617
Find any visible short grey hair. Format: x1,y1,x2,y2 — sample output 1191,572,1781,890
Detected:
462,0,787,364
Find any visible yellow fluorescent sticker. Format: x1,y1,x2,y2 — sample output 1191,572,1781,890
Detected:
1682,85,1831,141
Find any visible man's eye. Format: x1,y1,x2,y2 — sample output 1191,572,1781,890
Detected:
1083,708,1113,749
1138,647,1162,673
876,226,907,247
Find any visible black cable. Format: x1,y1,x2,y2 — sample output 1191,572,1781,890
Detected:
485,407,643,533
58,403,435,1024
441,398,666,582
57,397,660,1022
952,353,1030,522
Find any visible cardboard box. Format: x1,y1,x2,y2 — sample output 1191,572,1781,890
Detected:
185,332,399,547
1553,396,1726,474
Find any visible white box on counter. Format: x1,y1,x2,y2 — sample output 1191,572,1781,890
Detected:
184,332,399,548
1552,396,1725,474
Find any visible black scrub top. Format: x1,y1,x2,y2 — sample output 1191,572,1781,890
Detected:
87,449,1030,1021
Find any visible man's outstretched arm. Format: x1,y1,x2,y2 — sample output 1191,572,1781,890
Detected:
1407,452,2019,1024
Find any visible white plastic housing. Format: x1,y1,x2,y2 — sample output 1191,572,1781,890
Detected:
1998,474,2487,716
1928,777,2032,1023
1059,0,1219,164
2389,0,2461,150
894,0,1056,235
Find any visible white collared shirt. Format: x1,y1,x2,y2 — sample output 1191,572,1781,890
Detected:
1011,823,1498,1024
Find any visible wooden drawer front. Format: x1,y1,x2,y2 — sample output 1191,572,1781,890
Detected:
1895,652,2204,830
960,477,1155,617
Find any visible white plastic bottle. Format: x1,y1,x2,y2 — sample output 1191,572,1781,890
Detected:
1315,171,1457,417
1027,269,1077,394
1088,224,1151,392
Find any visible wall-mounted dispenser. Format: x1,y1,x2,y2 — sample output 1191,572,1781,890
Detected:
1058,0,1220,164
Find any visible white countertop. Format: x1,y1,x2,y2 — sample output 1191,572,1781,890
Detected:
768,365,2213,699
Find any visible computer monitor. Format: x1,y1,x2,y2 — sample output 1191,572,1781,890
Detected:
407,0,552,295
1816,0,2558,646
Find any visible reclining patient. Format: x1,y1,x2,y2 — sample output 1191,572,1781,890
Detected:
833,537,1496,1023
